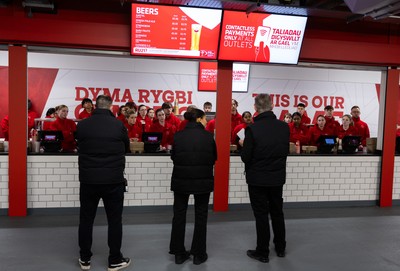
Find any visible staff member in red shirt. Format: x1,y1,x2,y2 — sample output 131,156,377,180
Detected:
135,104,152,134
150,108,176,149
350,105,370,146
297,103,311,126
42,108,56,130
289,112,309,145
50,105,77,152
162,102,181,129
117,106,128,124
78,98,94,120
232,111,252,148
324,105,340,135
231,99,243,137
309,114,335,146
337,114,358,139
125,109,141,141
178,105,197,131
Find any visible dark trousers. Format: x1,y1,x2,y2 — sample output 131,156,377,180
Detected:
79,183,125,264
248,184,286,256
169,192,210,256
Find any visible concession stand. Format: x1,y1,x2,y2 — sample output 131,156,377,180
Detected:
0,0,400,216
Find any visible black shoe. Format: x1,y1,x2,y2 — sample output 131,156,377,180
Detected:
276,250,286,257
175,251,190,264
193,253,208,265
108,257,131,271
247,250,269,263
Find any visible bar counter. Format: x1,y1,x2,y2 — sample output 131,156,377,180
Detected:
2,152,399,214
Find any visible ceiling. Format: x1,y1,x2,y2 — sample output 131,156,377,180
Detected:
3,0,400,24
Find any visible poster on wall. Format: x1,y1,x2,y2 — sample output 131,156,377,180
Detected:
131,3,222,59
0,52,392,140
197,62,250,92
219,11,307,64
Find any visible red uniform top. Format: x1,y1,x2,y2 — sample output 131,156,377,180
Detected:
178,119,189,131
324,116,340,135
135,115,152,135
165,113,181,130
50,117,77,152
42,116,55,131
396,127,400,137
78,110,92,120
300,113,311,125
125,123,142,141
232,122,249,146
28,109,38,134
0,115,9,140
117,114,126,123
1,109,38,140
309,125,335,146
150,121,176,147
205,119,215,135
337,125,358,139
231,112,243,134
352,117,370,146
289,122,309,145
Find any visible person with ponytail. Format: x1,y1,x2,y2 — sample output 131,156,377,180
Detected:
169,108,217,266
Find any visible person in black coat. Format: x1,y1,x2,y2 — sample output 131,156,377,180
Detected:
169,108,217,265
75,95,131,271
241,93,290,263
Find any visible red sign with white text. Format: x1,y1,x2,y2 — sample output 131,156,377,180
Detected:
219,11,307,64
198,62,218,91
131,4,222,59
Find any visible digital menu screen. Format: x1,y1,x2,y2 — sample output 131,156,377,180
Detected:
219,11,307,64
198,62,250,92
131,4,222,59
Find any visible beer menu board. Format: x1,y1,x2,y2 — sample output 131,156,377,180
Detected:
131,4,222,59
219,11,307,64
198,62,250,92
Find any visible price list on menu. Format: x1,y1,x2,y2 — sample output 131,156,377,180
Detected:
131,4,221,59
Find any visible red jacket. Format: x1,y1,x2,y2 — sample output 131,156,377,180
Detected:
135,115,152,135
324,116,340,135
300,114,311,125
289,122,309,145
337,125,358,139
165,113,181,130
232,122,248,145
231,112,243,134
309,125,335,146
352,117,370,146
78,110,92,120
205,119,216,135
125,123,142,141
50,117,77,152
178,119,189,132
150,121,176,147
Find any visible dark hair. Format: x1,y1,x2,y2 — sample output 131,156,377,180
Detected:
242,111,252,119
81,98,93,107
184,108,205,122
125,101,137,112
45,108,56,116
351,105,360,111
161,102,173,109
297,103,306,108
138,104,147,112
324,105,334,111
292,112,302,118
232,99,238,107
203,101,212,107
155,108,164,115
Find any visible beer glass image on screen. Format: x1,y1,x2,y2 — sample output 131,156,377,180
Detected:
254,26,271,61
190,24,202,51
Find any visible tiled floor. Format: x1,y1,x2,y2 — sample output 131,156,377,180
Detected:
1,205,400,271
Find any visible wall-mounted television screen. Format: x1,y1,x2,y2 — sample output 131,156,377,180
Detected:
131,3,222,59
218,11,307,64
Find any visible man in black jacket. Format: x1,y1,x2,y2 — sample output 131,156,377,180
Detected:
241,93,289,263
76,95,131,271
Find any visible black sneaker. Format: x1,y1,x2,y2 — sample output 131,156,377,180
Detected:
108,257,131,271
78,258,91,270
247,250,269,263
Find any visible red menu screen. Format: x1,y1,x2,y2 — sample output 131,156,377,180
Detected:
198,62,218,92
131,4,222,59
219,11,307,64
